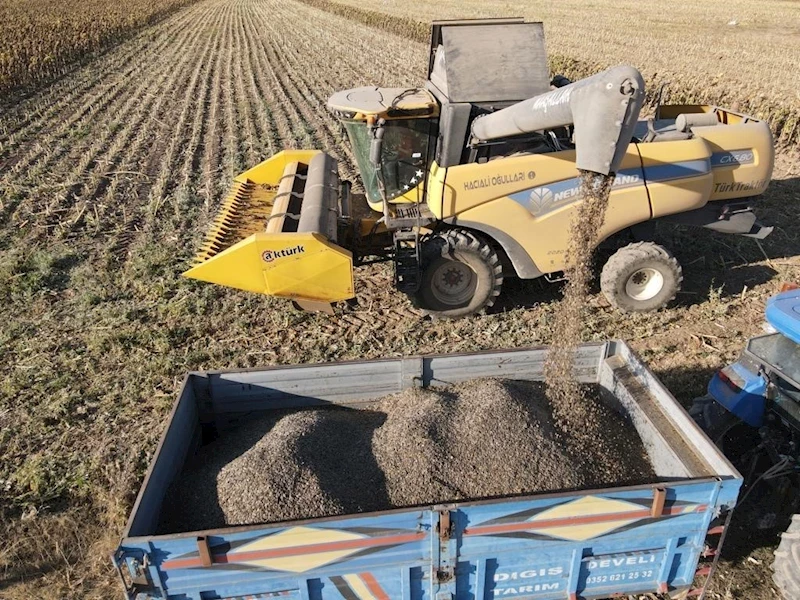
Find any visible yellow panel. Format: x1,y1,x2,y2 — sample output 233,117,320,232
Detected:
645,105,773,202
532,495,642,520
439,149,579,219
535,519,641,542
527,497,648,541
694,121,774,201
235,149,321,185
183,232,354,302
657,104,716,120
233,526,365,573
426,160,448,218
452,147,651,274
638,137,713,218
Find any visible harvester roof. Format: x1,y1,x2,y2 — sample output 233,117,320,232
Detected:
766,289,800,344
327,87,438,121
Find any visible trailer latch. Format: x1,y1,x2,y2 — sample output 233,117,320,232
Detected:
436,509,454,585
437,509,451,541
115,549,151,592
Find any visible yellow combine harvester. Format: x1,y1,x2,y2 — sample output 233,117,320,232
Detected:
185,19,774,318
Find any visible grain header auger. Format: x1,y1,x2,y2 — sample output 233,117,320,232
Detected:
184,18,774,318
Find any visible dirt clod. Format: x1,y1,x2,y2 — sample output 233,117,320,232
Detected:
160,378,654,532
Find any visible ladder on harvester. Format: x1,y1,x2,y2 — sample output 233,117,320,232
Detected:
394,229,421,294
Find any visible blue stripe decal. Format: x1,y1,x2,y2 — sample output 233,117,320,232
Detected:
643,158,711,184
509,158,710,217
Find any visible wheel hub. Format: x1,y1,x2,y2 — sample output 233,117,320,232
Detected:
442,268,465,287
431,261,476,305
625,267,664,301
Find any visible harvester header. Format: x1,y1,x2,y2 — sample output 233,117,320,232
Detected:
183,150,353,311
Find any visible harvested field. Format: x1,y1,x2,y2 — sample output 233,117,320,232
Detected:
301,0,800,148
0,0,798,598
159,379,654,532
0,0,198,95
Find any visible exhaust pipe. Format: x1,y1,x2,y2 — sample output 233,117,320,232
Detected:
470,65,645,175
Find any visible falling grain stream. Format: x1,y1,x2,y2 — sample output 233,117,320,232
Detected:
544,171,619,482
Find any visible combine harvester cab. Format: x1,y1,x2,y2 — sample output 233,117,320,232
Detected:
183,150,354,312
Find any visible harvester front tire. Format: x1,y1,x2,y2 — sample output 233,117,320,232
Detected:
414,230,502,319
600,242,682,313
774,514,800,600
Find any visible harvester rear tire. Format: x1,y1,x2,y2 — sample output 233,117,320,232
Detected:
414,229,503,319
600,242,682,313
774,514,800,599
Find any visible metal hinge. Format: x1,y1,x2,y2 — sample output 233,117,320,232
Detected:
115,549,151,592
436,508,454,584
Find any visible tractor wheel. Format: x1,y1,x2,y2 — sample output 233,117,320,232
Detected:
774,514,800,599
689,394,740,445
413,229,503,319
600,242,682,313
689,394,761,466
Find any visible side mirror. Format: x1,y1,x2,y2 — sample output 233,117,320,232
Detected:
369,120,385,167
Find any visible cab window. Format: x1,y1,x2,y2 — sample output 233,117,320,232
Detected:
380,119,436,200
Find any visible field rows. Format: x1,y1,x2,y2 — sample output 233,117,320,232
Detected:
0,1,426,596
0,0,798,597
298,0,800,148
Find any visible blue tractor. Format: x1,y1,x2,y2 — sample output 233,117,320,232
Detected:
690,288,800,598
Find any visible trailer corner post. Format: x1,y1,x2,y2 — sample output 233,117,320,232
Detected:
566,548,583,600
656,536,680,593
433,507,456,600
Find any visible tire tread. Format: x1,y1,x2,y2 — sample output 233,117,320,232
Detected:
600,241,682,313
774,514,800,599
415,228,503,318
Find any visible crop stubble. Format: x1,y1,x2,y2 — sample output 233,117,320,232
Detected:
0,2,425,596
0,0,795,598
0,0,199,95
301,0,800,148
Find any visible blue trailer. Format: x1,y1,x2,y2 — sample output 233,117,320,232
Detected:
115,341,740,600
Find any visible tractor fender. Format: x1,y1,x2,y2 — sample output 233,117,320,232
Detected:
707,362,768,427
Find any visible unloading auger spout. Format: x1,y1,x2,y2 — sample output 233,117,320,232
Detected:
470,65,646,175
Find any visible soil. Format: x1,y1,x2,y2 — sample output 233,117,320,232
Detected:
159,378,654,532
